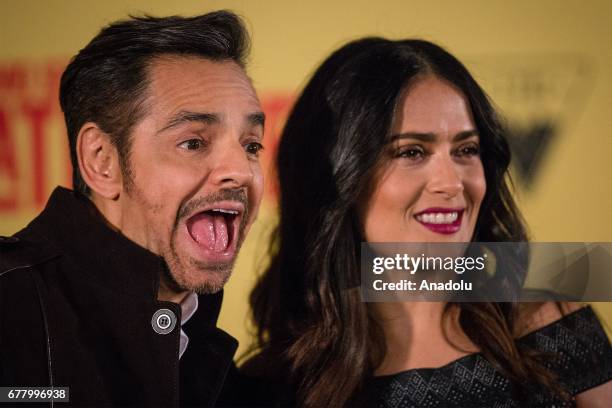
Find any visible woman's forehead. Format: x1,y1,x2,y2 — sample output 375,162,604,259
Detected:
391,76,476,138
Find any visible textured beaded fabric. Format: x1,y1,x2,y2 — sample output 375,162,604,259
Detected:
366,306,611,408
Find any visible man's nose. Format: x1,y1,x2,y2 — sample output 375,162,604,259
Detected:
425,153,464,197
208,140,254,189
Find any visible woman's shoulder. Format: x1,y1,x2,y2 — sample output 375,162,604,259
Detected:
515,302,610,357
515,302,611,346
515,302,596,338
516,301,589,337
517,302,611,396
366,303,610,407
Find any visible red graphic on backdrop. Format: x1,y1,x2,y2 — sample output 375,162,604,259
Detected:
0,61,65,210
0,108,18,211
0,60,292,214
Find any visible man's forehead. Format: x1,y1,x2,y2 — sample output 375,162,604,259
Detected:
146,55,260,109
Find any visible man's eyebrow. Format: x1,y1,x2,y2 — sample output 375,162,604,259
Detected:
158,111,266,134
248,112,266,128
158,111,220,133
389,130,479,142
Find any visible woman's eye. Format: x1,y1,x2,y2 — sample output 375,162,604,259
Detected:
395,146,425,161
456,144,480,157
245,142,264,156
178,139,205,151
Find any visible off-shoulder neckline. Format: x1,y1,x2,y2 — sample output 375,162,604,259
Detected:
372,305,595,380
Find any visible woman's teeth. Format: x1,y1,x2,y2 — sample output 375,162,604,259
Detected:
416,212,459,224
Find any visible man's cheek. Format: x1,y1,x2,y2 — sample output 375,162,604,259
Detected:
252,172,265,204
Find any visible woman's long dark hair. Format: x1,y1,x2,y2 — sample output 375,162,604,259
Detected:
248,38,560,407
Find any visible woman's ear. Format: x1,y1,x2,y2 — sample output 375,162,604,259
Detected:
76,123,122,200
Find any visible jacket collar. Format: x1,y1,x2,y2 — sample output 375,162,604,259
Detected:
20,186,223,324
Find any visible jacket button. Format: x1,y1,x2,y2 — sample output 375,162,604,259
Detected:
0,236,19,243
151,309,177,335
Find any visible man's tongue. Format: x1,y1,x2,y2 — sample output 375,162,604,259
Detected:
188,212,229,252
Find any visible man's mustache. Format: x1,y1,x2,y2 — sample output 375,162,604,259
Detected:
177,189,249,221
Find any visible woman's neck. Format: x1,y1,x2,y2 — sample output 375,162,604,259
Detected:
371,302,478,376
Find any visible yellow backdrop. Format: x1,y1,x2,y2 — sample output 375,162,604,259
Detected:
1,0,610,356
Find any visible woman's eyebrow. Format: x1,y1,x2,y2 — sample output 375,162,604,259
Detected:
453,130,479,141
389,129,479,142
390,132,436,142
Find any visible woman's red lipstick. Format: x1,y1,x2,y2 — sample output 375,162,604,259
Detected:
414,208,464,235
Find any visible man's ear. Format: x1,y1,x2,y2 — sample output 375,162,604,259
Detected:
76,123,122,200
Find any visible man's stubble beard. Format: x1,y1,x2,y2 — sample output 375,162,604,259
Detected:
121,157,251,295
164,189,250,295
162,253,234,295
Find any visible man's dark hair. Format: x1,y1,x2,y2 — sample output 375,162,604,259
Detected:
59,10,250,195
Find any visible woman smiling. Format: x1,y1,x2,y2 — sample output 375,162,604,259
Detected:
241,38,611,407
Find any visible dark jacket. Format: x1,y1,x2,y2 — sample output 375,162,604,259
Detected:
0,187,238,407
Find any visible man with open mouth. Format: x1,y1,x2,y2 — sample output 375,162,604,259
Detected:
0,10,264,407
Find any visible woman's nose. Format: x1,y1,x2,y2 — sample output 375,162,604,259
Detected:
425,154,464,198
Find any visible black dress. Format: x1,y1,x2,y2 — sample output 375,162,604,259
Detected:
365,306,611,408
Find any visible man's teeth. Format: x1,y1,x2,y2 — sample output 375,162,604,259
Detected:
416,212,459,224
211,208,239,215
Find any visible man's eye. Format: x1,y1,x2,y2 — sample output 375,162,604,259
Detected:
178,139,205,151
245,142,264,156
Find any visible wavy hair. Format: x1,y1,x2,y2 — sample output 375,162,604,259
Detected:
248,38,564,407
